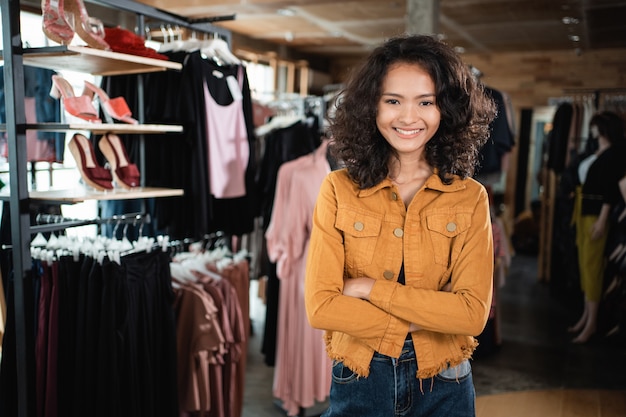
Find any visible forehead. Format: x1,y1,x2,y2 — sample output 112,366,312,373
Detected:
382,62,435,88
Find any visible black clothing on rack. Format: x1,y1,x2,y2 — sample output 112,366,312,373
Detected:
0,249,179,417
476,86,515,176
100,50,258,240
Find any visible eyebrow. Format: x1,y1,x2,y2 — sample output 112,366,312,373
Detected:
381,92,436,99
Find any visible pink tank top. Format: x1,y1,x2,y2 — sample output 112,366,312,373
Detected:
203,66,250,199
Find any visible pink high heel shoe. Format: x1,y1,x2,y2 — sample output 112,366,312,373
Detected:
63,0,110,50
50,75,101,123
83,80,138,124
98,133,140,189
41,0,75,45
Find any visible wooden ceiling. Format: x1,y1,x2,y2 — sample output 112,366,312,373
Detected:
18,0,620,109
133,0,626,58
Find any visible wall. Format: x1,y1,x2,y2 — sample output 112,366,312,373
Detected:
463,48,626,111
329,47,626,113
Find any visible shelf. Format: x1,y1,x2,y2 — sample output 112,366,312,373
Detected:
22,123,183,134
10,45,182,76
0,123,183,134
0,187,184,203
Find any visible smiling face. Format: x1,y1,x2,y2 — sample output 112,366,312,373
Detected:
376,62,441,160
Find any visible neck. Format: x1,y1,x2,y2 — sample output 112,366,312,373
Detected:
388,156,433,185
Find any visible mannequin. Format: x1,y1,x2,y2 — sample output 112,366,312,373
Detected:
569,111,626,343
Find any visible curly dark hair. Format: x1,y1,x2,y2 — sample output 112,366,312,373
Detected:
329,34,497,188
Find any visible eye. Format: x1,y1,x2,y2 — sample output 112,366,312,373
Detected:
384,98,400,105
420,100,435,106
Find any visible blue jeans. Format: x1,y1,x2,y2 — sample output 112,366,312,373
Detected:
323,338,475,417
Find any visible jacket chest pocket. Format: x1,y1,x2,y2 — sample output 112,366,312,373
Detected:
426,212,471,266
336,208,382,269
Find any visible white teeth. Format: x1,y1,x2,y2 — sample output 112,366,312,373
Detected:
396,128,421,135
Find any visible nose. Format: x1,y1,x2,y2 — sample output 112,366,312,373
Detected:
398,103,420,124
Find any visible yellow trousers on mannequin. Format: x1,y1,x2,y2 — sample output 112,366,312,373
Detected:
575,215,607,302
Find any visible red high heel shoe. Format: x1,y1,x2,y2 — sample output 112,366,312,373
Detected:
68,133,113,191
83,80,138,124
50,75,101,123
63,0,110,50
41,0,75,45
98,133,140,189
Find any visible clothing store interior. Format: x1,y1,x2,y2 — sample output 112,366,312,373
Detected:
1,1,626,416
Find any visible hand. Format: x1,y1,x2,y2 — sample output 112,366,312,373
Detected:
590,219,606,240
408,322,421,332
342,277,375,301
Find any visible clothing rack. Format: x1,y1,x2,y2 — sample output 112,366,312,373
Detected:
551,88,626,109
32,211,150,235
167,230,228,255
145,23,232,43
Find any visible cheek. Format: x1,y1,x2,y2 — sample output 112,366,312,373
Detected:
429,111,442,129
375,112,385,131
376,107,393,127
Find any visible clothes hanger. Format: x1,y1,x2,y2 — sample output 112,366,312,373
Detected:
200,36,241,65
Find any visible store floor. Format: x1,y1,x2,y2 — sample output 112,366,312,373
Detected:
242,254,626,417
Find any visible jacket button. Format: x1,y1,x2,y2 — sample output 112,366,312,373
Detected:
354,221,364,231
383,270,394,280
446,222,457,232
393,228,404,237
391,192,398,201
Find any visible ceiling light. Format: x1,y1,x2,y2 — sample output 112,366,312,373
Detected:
277,8,296,16
562,16,579,25
285,31,294,42
568,34,580,42
454,46,465,54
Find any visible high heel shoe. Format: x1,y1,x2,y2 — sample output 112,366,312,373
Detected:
50,75,101,123
98,133,140,189
41,0,75,45
68,133,113,191
83,80,138,124
63,0,110,50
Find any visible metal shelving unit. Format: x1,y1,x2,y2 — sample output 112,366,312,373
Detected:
0,2,233,416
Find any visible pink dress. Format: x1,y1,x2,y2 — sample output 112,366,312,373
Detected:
265,141,332,416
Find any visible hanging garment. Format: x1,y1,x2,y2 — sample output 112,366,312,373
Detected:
265,141,332,416
172,253,250,417
204,65,250,199
475,86,515,181
200,59,258,236
25,97,56,163
173,280,226,415
256,120,320,367
0,66,64,162
1,248,179,417
0,269,5,354
100,52,258,239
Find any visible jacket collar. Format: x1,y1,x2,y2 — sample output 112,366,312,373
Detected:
357,170,467,198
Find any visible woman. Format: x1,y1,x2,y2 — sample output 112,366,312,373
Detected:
305,34,497,416
569,110,626,344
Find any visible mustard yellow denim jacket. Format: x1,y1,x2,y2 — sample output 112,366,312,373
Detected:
305,168,493,379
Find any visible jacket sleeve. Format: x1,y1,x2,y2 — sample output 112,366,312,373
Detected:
304,175,409,349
